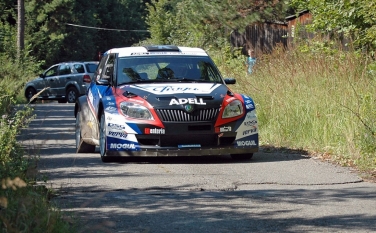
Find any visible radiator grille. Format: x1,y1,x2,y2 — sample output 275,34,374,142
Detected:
156,108,220,122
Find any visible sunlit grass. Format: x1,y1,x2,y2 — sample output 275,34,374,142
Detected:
212,43,376,173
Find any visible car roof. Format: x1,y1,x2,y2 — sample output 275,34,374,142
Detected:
57,61,99,64
104,45,208,57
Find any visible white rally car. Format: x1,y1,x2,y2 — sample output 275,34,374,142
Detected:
75,45,259,162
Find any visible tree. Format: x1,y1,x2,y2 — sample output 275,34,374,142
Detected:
181,0,288,32
17,0,24,58
145,0,289,48
290,0,376,51
23,0,149,67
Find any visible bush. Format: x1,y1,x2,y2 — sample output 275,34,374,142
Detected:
0,54,76,232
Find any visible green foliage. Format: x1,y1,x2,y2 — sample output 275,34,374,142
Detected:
144,0,289,49
181,0,288,32
1,183,77,233
2,0,149,67
0,47,76,232
290,0,376,51
145,0,176,45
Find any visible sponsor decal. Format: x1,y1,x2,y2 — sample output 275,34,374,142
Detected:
246,104,254,109
215,126,232,133
145,128,165,134
110,143,136,149
242,128,257,136
109,131,128,138
108,123,126,130
245,100,252,104
243,120,257,126
107,102,115,106
220,126,232,132
154,86,199,93
169,98,206,105
236,140,257,146
132,83,221,94
105,106,117,112
235,113,258,140
106,97,111,100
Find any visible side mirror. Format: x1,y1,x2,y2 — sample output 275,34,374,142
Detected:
224,78,236,84
103,64,113,80
97,64,113,85
39,73,45,78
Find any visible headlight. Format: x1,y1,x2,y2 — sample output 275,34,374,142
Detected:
222,100,243,118
120,102,154,120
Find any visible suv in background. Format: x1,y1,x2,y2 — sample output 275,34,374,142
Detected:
25,61,99,103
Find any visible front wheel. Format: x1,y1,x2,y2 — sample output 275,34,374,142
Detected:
66,87,78,103
25,87,37,103
230,153,253,160
76,110,95,153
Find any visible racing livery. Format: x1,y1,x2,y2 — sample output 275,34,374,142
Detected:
75,45,258,162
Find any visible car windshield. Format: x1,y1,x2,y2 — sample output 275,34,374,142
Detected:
116,55,223,85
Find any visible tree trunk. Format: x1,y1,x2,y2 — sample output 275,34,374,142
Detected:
17,0,25,58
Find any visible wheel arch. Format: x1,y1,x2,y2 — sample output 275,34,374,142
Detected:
66,83,79,93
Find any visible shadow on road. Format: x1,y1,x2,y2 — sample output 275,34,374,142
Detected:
53,186,376,233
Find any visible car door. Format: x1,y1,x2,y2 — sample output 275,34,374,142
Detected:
48,64,72,97
41,65,60,96
88,54,114,115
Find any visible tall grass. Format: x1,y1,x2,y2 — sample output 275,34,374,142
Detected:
0,53,77,232
211,42,376,173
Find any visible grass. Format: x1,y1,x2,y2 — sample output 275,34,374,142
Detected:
0,54,78,232
211,42,376,177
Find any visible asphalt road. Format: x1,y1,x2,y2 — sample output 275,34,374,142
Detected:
19,103,376,233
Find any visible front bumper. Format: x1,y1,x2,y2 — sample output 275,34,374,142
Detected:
104,145,258,157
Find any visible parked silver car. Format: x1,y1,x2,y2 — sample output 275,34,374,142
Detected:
25,61,99,103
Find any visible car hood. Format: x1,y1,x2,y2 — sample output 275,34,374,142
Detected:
119,83,230,109
27,77,43,84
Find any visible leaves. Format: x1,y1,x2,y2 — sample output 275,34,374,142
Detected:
290,0,376,50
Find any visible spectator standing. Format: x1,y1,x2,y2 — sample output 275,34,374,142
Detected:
245,49,256,75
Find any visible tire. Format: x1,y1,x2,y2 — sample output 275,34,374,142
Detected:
25,87,37,103
66,87,79,103
76,110,95,153
230,153,253,160
99,111,112,162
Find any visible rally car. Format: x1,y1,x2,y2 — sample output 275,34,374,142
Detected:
74,45,258,162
